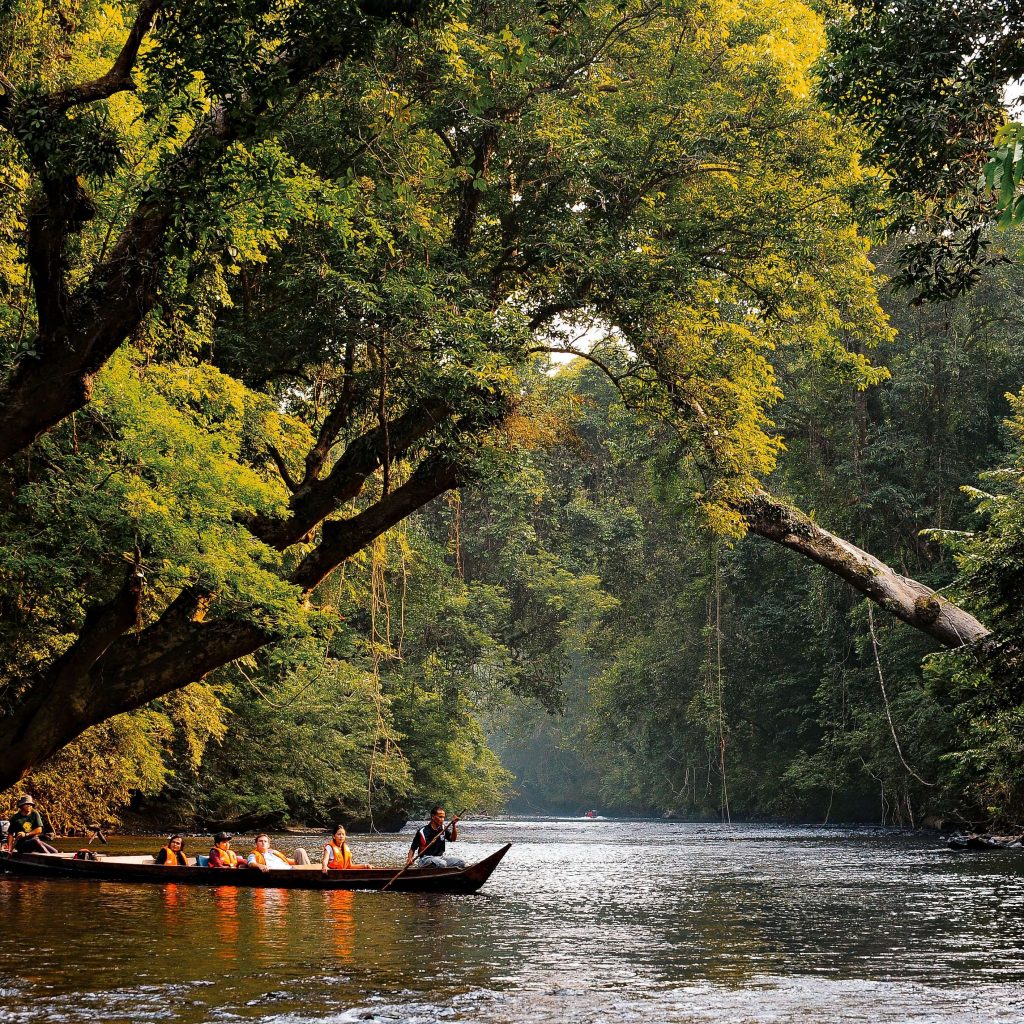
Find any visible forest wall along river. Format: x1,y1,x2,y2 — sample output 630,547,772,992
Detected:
0,819,1022,1023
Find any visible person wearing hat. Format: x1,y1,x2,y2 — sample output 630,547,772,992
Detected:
4,796,56,854
153,834,190,866
208,832,243,868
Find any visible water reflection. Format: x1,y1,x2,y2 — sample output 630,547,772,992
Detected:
211,886,240,960
0,821,1022,1023
323,890,356,960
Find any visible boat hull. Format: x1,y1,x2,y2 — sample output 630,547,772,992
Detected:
0,844,511,894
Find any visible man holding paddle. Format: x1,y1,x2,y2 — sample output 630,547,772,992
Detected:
407,805,465,869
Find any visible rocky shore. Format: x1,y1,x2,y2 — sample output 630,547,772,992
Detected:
946,832,1024,850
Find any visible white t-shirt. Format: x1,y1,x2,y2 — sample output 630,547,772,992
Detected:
247,849,291,869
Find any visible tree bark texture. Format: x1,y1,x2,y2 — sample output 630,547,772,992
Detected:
738,489,991,649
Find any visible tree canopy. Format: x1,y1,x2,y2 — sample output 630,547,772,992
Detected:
4,0,1024,832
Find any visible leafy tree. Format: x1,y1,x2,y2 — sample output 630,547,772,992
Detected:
1,0,903,793
819,0,1024,298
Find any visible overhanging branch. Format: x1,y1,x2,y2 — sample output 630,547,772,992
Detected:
291,454,462,592
48,0,164,112
244,397,451,548
738,489,991,649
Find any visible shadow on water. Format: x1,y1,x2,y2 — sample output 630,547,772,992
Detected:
1,820,1022,1023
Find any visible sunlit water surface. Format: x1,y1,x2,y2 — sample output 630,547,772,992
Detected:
1,819,1022,1023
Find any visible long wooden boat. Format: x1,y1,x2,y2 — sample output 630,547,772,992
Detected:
0,843,511,894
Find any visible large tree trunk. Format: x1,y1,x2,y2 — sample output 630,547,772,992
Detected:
0,442,469,792
738,489,991,648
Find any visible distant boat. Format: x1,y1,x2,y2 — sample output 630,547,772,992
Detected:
0,844,511,894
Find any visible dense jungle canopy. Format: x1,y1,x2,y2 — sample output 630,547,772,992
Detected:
1,0,1024,833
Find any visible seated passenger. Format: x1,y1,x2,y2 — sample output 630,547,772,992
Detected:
247,833,311,871
154,834,189,866
321,825,370,874
4,796,58,854
208,832,244,868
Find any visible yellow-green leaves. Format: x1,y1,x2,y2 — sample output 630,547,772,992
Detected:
93,350,301,630
984,122,1024,228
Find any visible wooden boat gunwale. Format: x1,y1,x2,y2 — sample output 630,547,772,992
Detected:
0,843,511,894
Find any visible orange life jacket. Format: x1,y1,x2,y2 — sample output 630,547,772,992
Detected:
160,846,187,866
210,847,239,867
249,848,291,867
326,841,352,869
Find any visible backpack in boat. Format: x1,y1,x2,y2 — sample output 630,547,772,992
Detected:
73,849,102,861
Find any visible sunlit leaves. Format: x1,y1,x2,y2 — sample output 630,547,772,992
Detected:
984,123,1024,228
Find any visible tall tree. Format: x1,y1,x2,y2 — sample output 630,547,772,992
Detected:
0,0,926,790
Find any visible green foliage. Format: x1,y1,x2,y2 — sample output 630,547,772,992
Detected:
170,659,413,828
0,679,229,833
819,0,1022,299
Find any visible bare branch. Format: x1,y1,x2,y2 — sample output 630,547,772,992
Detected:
739,489,991,650
529,344,624,384
268,444,300,493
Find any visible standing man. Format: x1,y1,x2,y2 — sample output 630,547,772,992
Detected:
4,796,57,854
407,805,465,869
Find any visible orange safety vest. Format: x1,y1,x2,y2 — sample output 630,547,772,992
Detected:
210,847,239,867
325,841,352,869
250,849,291,867
160,846,187,866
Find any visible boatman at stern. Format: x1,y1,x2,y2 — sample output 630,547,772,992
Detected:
407,805,465,869
4,796,57,854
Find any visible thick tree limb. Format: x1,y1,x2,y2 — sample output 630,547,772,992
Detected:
291,453,462,591
0,561,147,788
244,397,451,548
738,489,991,649
48,0,164,112
0,612,267,793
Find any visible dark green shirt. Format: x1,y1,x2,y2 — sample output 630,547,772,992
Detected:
9,810,43,841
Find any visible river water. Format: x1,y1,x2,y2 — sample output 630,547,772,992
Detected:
0,819,1022,1024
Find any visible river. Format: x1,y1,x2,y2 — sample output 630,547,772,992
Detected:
0,819,1022,1023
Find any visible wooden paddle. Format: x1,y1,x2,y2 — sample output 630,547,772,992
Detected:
381,813,461,892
